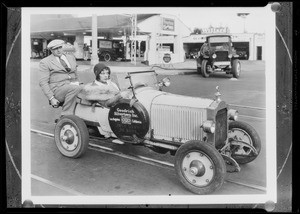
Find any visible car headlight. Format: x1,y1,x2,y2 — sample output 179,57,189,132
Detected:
228,109,238,121
228,54,233,58
202,120,215,133
212,53,217,59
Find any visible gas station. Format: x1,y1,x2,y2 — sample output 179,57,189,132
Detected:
182,27,265,60
30,14,191,65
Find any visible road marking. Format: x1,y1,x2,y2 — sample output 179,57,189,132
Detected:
229,104,266,111
31,174,85,196
88,144,174,170
31,128,54,137
31,129,266,193
225,179,266,192
89,142,113,151
238,114,265,120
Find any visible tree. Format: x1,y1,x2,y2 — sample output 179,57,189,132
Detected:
192,27,202,35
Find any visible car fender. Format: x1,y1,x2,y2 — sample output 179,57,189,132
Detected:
75,103,114,136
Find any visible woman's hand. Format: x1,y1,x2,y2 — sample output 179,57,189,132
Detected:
120,90,132,99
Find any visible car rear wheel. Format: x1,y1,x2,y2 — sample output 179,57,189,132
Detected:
231,59,241,78
175,140,226,195
54,115,89,158
228,121,261,164
103,52,111,62
201,59,209,78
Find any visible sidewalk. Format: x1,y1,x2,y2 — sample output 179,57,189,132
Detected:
75,59,198,75
31,58,262,75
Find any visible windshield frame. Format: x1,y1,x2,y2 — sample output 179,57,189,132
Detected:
113,70,160,92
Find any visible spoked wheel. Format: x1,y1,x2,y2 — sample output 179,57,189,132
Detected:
201,59,210,78
175,140,226,195
54,115,89,158
228,121,261,164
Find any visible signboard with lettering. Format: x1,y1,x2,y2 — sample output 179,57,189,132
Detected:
202,27,230,34
108,100,149,141
99,40,113,49
162,18,175,31
156,36,175,43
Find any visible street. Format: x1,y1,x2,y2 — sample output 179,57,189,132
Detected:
30,59,266,197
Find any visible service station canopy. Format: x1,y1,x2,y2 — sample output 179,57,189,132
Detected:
30,14,157,40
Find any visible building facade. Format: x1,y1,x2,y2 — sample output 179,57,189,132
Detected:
182,30,265,61
30,14,191,65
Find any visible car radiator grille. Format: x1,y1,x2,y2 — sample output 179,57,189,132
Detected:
151,105,205,141
215,51,229,62
215,108,228,148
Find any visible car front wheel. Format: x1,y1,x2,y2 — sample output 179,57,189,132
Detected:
201,59,210,78
175,140,226,195
54,115,89,158
231,59,241,78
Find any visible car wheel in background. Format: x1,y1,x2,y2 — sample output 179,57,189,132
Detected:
201,59,210,78
103,52,111,62
231,59,241,78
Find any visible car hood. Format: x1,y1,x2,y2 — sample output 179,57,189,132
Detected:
136,88,214,110
152,92,214,108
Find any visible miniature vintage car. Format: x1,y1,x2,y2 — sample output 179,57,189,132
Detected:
196,34,241,78
54,70,261,195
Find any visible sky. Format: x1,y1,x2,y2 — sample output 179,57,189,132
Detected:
30,6,270,34
74,6,270,34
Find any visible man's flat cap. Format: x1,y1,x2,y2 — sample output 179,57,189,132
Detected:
47,39,65,49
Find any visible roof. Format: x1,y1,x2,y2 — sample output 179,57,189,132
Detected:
205,34,232,38
30,14,158,39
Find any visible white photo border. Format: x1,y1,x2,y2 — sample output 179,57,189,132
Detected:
22,5,277,205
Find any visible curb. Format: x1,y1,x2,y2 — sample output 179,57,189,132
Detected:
78,66,197,76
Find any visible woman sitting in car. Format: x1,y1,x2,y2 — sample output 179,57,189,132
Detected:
82,63,130,107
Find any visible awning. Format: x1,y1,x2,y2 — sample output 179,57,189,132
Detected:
30,14,158,40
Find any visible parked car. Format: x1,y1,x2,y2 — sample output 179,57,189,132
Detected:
236,50,248,60
196,34,241,78
95,39,124,62
54,70,261,195
188,49,200,59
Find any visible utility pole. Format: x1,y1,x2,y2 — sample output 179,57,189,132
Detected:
130,14,137,65
237,13,250,33
91,14,99,65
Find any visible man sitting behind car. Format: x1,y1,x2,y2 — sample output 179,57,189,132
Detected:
39,39,84,116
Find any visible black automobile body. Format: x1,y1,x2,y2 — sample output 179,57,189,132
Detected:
96,39,124,62
196,34,241,78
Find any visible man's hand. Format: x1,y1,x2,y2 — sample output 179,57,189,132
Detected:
50,97,60,108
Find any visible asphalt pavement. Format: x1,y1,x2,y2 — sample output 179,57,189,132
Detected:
29,58,267,199
31,58,265,77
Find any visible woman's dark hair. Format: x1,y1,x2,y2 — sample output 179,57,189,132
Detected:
94,63,111,81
